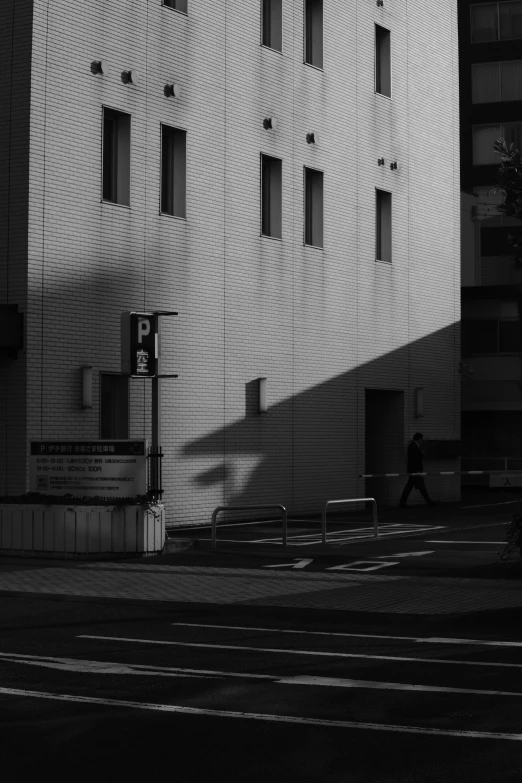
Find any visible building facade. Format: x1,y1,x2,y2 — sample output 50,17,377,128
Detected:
1,0,460,525
459,0,522,478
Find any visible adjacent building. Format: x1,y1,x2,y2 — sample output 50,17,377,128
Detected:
459,0,522,480
1,0,461,525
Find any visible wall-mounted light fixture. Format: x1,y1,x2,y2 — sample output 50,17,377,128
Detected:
121,70,138,85
82,366,93,409
258,377,267,413
91,60,107,75
306,132,318,145
414,387,424,419
377,0,384,7
263,117,276,130
164,83,182,98
390,161,398,170
378,158,385,166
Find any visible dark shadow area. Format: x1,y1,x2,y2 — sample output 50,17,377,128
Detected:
184,323,461,514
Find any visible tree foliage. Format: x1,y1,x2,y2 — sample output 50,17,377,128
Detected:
494,138,522,260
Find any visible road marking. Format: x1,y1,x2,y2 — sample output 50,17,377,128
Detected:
1,686,522,741
376,551,434,558
248,524,446,545
79,635,522,668
171,622,522,648
264,559,314,569
278,675,522,697
4,651,522,698
326,561,398,572
424,541,505,545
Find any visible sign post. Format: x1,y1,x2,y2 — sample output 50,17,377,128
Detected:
121,311,178,500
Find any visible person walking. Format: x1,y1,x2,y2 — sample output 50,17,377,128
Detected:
399,432,437,507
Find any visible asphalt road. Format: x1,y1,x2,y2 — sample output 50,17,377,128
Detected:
2,586,522,782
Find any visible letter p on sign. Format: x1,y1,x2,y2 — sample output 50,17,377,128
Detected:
138,318,151,343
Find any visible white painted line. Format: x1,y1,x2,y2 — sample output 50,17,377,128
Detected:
171,622,522,648
264,559,314,569
0,688,522,742
79,635,522,668
424,541,506,545
2,686,522,740
5,651,522,698
278,675,522,697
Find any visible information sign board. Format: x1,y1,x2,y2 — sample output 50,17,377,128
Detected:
30,441,147,498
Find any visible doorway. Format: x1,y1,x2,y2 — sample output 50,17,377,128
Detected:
365,389,404,506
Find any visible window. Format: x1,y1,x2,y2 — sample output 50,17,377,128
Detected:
100,374,129,439
304,0,323,69
465,319,521,354
375,25,391,98
163,0,188,12
262,0,282,51
304,167,323,247
103,108,131,206
472,61,522,103
261,155,282,238
376,189,392,262
471,2,522,42
161,126,186,218
472,122,522,164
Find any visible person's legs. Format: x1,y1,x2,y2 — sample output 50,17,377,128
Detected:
399,478,414,507
415,477,435,504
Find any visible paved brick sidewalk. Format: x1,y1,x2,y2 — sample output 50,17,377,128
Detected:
0,561,520,614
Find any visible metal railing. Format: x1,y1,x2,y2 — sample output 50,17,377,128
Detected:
322,497,378,545
211,504,288,549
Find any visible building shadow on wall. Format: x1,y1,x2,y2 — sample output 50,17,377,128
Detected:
183,323,460,514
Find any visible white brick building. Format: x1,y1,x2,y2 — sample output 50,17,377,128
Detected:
0,0,461,525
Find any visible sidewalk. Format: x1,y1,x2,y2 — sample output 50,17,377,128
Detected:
0,559,521,616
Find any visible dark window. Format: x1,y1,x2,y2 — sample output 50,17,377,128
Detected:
470,320,498,354
161,126,186,218
480,226,516,257
305,0,323,68
100,374,129,439
376,189,392,262
499,320,522,352
471,2,522,42
304,167,323,247
103,108,131,206
262,0,282,51
163,0,188,12
261,155,282,238
471,4,499,42
375,25,391,97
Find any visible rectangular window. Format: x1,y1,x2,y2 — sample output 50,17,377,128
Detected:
161,126,186,218
304,167,323,247
100,374,129,439
261,155,282,239
471,2,522,42
472,122,522,164
163,0,188,12
375,25,391,98
376,189,392,262
467,319,521,354
304,0,323,69
471,3,499,42
103,108,131,206
499,1,522,39
262,0,282,51
472,61,522,103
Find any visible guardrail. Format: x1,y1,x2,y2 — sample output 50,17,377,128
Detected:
211,504,288,549
322,497,378,545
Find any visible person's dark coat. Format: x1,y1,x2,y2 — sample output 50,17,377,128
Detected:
406,441,424,473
